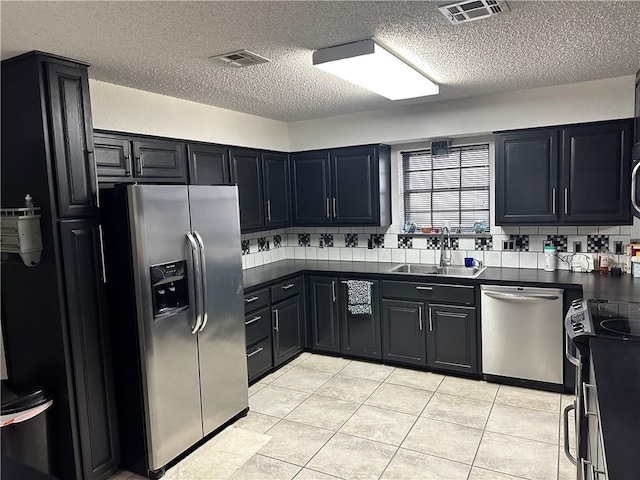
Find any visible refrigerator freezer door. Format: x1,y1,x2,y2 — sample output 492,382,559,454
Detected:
188,186,249,435
128,185,203,470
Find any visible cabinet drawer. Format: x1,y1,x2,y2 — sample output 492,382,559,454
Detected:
247,337,273,383
271,276,302,303
382,281,474,305
245,306,271,346
244,288,270,313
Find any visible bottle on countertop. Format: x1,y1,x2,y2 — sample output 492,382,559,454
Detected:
598,248,611,274
543,244,557,271
24,194,34,208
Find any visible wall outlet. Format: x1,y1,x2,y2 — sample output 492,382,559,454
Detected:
573,241,582,253
614,241,623,255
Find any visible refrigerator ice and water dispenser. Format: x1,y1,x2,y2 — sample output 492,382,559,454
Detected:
150,260,189,318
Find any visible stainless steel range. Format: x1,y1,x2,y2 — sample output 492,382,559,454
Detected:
564,298,640,480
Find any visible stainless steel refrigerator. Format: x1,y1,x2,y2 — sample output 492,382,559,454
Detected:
101,184,248,479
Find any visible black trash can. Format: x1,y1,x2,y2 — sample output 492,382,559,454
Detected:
1,381,53,474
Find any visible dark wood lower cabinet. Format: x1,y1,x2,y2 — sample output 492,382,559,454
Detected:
308,277,341,353
59,220,120,479
381,300,426,366
273,296,303,366
339,280,381,359
426,304,477,372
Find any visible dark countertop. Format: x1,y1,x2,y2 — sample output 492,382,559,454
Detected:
589,338,640,480
243,260,640,302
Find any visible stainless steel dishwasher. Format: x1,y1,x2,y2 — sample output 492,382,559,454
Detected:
481,285,564,385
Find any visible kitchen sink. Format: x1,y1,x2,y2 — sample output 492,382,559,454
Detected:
387,263,486,278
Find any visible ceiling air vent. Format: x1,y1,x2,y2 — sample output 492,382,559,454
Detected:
210,49,271,67
438,0,510,24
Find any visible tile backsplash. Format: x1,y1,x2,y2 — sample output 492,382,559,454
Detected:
241,221,639,272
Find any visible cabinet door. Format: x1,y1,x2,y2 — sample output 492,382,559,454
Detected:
263,153,291,229
561,120,632,224
291,152,332,225
331,147,378,224
339,279,381,359
46,62,98,217
273,296,303,366
381,300,426,366
231,148,265,232
308,277,340,353
59,220,119,480
94,134,132,179
132,139,186,181
187,144,231,185
495,129,558,224
426,304,477,373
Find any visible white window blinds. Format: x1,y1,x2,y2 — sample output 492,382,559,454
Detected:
402,144,490,232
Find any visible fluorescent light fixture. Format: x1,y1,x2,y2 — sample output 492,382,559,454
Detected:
313,39,439,100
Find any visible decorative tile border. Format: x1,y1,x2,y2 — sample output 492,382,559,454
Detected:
426,237,440,249
398,235,413,249
321,233,334,247
298,233,310,247
345,233,358,247
258,237,269,252
448,237,459,251
546,234,568,253
587,235,609,253
241,240,250,255
475,237,493,251
273,235,282,248
370,234,384,248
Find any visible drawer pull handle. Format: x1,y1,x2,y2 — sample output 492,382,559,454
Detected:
563,403,577,465
247,347,264,358
245,296,259,304
282,284,295,290
582,382,597,417
416,286,433,291
245,315,261,325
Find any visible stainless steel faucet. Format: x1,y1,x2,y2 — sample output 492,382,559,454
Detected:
439,226,451,268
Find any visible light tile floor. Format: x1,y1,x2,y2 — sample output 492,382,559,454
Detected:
110,352,577,480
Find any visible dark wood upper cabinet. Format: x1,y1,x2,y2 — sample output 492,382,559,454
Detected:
231,148,265,231
46,61,98,217
496,119,633,225
291,151,332,225
133,139,185,179
332,147,377,224
263,152,291,229
95,132,186,183
95,135,132,178
561,121,631,224
292,145,391,227
495,129,558,224
187,144,231,185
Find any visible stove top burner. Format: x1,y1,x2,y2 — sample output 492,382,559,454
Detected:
600,303,640,316
600,319,640,337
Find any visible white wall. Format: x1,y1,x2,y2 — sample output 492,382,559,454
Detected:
288,75,635,151
89,80,290,151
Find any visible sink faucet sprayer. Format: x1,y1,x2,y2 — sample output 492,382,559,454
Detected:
439,226,451,268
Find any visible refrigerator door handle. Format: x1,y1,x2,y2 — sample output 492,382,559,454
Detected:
185,231,203,333
193,231,209,332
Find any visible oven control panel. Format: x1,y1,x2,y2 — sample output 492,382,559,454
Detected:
565,298,594,338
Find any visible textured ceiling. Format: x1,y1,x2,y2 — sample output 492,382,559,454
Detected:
1,1,639,122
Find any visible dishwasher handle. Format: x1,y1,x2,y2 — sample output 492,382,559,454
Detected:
483,291,561,302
